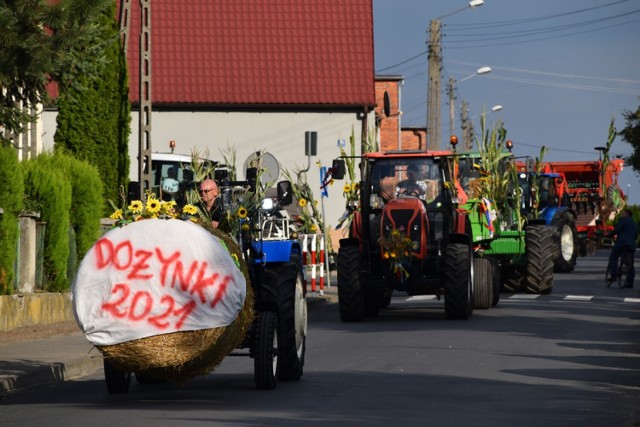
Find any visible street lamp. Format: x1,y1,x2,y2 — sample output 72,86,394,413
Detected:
426,0,485,151
461,104,503,150
448,66,493,140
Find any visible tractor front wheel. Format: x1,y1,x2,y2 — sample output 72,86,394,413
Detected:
337,246,365,322
445,243,473,320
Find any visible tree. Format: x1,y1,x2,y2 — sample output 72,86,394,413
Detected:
54,1,130,206
619,100,640,175
0,0,113,146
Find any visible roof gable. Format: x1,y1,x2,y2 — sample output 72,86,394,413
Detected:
125,0,375,108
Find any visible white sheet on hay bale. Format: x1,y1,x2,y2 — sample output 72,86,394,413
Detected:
73,219,246,346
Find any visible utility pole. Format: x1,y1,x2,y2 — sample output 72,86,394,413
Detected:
460,100,473,150
138,0,152,198
447,76,455,142
426,19,442,152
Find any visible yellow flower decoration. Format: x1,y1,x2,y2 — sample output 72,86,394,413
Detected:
146,197,161,214
237,206,248,219
182,204,198,215
298,198,307,207
128,200,143,214
343,183,352,193
110,209,124,220
310,224,318,232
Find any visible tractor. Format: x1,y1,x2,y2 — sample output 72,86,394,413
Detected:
332,150,474,322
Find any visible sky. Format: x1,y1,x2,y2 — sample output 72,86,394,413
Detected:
372,0,640,204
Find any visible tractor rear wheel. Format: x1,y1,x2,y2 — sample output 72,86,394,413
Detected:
473,257,493,309
276,264,307,382
445,243,473,320
524,225,555,294
254,310,278,390
554,213,578,273
488,257,500,307
337,246,365,322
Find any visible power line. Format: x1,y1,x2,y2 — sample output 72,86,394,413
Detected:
444,0,633,29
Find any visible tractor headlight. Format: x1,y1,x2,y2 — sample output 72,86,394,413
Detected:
370,193,385,209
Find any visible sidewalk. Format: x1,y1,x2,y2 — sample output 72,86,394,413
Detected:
0,285,337,396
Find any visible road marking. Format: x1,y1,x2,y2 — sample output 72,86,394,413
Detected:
508,294,540,300
405,295,437,301
624,298,640,303
563,295,593,301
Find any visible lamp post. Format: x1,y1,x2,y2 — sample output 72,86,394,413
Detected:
426,0,484,151
448,66,492,140
461,104,502,150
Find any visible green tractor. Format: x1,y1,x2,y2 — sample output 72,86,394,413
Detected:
449,135,554,297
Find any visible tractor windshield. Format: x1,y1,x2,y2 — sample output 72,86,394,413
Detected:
370,158,443,207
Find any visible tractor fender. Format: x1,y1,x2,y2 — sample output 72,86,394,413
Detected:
547,206,576,226
448,232,471,247
539,206,558,225
252,240,302,264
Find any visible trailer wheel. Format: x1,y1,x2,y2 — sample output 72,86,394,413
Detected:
103,359,131,394
254,310,278,390
337,246,365,322
473,258,493,309
445,243,473,320
524,225,554,294
554,213,578,273
276,264,307,381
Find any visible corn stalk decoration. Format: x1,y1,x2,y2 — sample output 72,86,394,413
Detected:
282,167,323,235
472,115,524,232
528,145,549,220
335,127,378,230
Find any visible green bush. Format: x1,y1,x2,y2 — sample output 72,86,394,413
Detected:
22,153,72,292
0,145,24,294
55,153,105,265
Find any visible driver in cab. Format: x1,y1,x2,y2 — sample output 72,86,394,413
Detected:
396,164,427,199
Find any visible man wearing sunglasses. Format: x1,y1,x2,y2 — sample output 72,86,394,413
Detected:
198,178,223,228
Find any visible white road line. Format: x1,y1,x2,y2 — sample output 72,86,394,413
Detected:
624,298,640,303
405,295,437,301
507,294,540,300
563,295,593,301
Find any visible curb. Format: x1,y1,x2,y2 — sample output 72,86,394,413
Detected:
0,355,103,396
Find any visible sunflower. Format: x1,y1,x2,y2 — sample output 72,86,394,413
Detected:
110,209,124,220
128,200,143,214
237,206,248,219
298,198,307,207
146,197,161,215
310,224,318,232
343,183,352,193
182,204,198,215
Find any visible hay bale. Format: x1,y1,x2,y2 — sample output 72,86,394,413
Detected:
96,224,254,384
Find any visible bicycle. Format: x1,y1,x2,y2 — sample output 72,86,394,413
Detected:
605,248,635,288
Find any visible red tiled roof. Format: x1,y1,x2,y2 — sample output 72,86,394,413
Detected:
125,0,375,108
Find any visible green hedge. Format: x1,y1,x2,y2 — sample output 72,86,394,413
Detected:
22,153,72,292
55,153,105,265
0,145,24,293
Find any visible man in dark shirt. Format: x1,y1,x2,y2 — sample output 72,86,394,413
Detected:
199,178,223,228
607,208,638,287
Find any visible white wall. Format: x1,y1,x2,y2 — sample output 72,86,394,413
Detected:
41,109,373,228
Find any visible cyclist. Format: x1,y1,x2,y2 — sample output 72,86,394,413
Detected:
606,208,638,288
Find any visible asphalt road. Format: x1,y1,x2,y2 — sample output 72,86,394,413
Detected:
1,250,638,427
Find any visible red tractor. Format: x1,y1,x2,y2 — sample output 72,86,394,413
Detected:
332,150,474,322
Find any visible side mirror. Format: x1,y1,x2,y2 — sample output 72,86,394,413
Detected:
127,181,141,202
277,181,293,206
332,159,346,180
246,167,258,191
526,157,535,173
